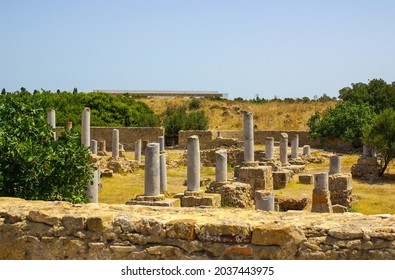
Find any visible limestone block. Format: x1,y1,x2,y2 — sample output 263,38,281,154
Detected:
195,223,251,243
251,222,305,246
206,181,253,208
166,219,196,240
276,197,308,211
126,199,180,207
200,194,221,207
329,173,352,209
299,174,313,184
273,170,292,189
311,189,333,213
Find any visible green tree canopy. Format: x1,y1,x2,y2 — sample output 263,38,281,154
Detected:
363,108,395,176
0,94,94,203
307,101,375,147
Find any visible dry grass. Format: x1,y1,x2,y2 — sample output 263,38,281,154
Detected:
140,97,337,130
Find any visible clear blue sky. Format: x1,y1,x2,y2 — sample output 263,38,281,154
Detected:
1,0,394,100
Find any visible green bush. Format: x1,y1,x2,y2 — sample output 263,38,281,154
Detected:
188,98,201,110
0,94,94,203
307,101,375,147
363,108,395,176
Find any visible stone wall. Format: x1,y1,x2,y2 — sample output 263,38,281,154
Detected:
90,127,164,151
1,198,394,260
178,130,350,150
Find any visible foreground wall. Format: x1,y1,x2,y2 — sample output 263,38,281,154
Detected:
0,198,394,260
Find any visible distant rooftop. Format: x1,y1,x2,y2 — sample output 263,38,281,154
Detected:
93,90,228,99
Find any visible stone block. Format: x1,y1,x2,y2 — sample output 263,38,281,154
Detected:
206,181,253,208
166,219,196,240
252,222,295,246
299,174,313,184
126,199,180,207
276,197,308,211
200,194,221,207
357,157,378,166
100,169,113,178
273,170,292,189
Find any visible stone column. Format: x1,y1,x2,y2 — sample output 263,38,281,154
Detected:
329,156,341,174
160,153,167,193
47,109,56,140
81,107,90,147
279,133,288,165
86,168,99,203
291,134,299,159
91,140,97,155
99,141,106,152
158,136,165,152
135,139,142,162
312,172,332,213
363,144,372,157
112,129,119,159
243,111,254,163
215,149,227,183
303,145,311,156
255,191,274,211
265,137,274,160
144,143,160,196
217,131,222,138
66,121,73,130
187,135,200,191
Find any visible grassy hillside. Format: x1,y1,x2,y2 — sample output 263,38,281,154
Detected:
140,97,337,131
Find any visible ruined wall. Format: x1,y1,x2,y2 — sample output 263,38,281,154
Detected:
90,127,164,151
178,130,348,150
1,198,394,260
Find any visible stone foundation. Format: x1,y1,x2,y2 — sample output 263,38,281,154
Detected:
276,197,308,211
1,198,395,260
175,191,221,208
206,181,253,208
299,174,313,184
234,163,273,193
351,156,381,181
273,170,292,190
329,173,353,209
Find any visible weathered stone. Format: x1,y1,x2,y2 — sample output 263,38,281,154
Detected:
196,223,251,243
311,172,332,213
329,173,352,209
255,191,274,211
134,139,142,162
291,134,299,159
28,211,61,226
299,174,313,184
302,145,311,156
47,109,56,140
81,107,90,147
206,181,253,208
166,219,196,240
112,129,120,159
276,197,308,211
243,111,254,162
329,156,341,174
187,135,200,191
265,137,274,160
279,133,288,165
159,153,167,193
215,149,227,182
273,170,292,189
144,143,160,196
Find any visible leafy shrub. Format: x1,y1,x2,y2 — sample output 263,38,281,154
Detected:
188,98,201,110
0,94,94,203
307,101,375,147
363,108,395,176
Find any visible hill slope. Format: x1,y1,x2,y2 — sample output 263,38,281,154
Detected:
140,98,337,131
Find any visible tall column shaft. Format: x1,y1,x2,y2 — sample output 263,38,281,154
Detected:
159,153,167,193
279,133,288,165
215,149,227,182
47,109,56,140
112,129,119,159
158,136,165,152
243,111,254,162
265,137,274,160
144,143,160,196
187,135,200,191
291,134,299,159
86,168,99,203
81,107,90,147
329,156,341,174
91,140,98,155
135,139,142,162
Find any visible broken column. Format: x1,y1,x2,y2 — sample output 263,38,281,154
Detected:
158,136,165,152
243,111,254,163
363,144,372,157
291,134,299,159
311,172,332,213
144,143,160,196
329,156,341,174
255,191,274,211
81,107,90,147
91,140,98,155
98,140,107,156
160,153,167,193
86,168,99,203
265,137,274,160
66,121,72,130
303,145,311,156
112,129,119,159
279,133,288,165
187,135,200,191
135,139,142,162
47,109,56,140
215,149,227,183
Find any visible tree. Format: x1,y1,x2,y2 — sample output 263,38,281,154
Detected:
307,101,375,147
1,88,6,95
73,87,78,94
363,108,395,176
0,94,94,203
338,79,395,113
